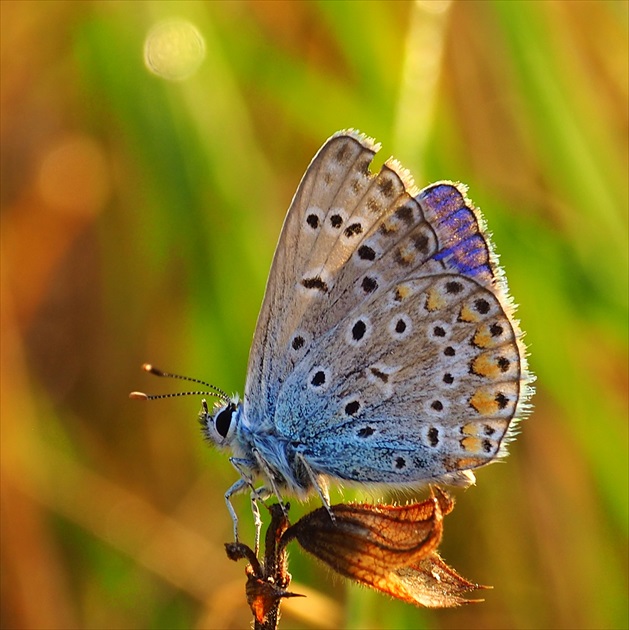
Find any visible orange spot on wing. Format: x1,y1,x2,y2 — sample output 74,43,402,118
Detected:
471,353,501,378
461,437,483,453
473,328,492,348
469,388,499,415
395,284,411,300
426,287,446,311
459,303,481,323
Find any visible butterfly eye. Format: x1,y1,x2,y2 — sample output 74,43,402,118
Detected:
215,404,235,439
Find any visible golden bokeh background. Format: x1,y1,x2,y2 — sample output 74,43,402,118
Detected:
2,1,627,629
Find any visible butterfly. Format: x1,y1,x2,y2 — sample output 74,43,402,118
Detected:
135,130,533,543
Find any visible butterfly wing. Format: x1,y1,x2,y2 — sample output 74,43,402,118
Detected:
245,131,384,426
245,131,533,485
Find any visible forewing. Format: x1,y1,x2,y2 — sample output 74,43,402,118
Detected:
245,130,404,425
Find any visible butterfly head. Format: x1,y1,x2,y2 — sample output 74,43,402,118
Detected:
199,396,242,448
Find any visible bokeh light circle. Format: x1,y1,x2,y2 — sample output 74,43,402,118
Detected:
144,19,205,81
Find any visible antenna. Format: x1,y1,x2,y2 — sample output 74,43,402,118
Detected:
129,363,231,404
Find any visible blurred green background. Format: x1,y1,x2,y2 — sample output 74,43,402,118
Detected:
2,1,627,629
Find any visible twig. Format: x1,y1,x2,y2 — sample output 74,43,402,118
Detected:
225,504,303,630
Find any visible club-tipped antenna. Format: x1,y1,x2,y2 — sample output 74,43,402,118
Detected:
129,363,231,404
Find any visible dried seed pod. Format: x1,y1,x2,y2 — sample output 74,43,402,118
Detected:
283,490,488,608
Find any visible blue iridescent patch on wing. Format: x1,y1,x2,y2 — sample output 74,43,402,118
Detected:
418,183,494,284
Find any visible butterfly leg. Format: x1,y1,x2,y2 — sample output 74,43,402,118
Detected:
249,485,273,555
252,448,287,517
227,457,259,542
296,453,335,523
224,477,249,542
